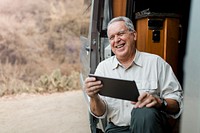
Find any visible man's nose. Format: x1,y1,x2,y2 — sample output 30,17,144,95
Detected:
114,35,120,42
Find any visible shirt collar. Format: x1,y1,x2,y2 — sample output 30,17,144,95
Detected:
112,49,142,70
133,49,143,67
112,56,120,69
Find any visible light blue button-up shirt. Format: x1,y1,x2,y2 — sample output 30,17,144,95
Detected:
90,50,183,127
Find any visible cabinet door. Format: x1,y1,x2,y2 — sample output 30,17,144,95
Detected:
164,18,179,75
136,17,180,76
112,0,127,17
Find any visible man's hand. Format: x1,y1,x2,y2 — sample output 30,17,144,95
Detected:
84,76,106,116
84,77,103,98
133,92,162,109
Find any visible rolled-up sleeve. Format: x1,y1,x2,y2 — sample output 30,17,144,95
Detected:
159,60,183,118
88,96,108,119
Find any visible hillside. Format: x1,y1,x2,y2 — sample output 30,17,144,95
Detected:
0,0,85,96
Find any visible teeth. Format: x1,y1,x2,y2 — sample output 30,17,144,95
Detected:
116,44,124,48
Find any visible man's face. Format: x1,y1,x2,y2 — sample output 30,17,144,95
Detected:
107,21,137,61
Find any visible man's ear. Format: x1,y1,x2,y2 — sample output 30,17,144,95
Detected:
133,31,137,40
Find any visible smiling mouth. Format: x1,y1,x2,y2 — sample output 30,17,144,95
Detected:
115,44,125,48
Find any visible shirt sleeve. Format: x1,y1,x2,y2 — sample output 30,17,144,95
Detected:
88,97,108,119
88,62,108,119
158,58,183,118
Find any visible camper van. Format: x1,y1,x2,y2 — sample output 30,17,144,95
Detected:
80,0,200,132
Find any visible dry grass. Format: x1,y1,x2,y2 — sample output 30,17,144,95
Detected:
0,0,85,96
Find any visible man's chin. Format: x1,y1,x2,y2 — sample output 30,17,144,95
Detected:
115,53,126,59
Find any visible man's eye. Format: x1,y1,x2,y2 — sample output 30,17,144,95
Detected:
118,32,125,36
109,36,114,40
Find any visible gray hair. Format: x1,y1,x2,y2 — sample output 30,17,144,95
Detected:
107,16,135,32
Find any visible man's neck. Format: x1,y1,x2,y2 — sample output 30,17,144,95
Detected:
118,54,135,69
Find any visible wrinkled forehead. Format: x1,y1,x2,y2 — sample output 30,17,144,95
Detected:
107,21,127,36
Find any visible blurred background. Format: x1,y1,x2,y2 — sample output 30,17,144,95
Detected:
0,0,85,96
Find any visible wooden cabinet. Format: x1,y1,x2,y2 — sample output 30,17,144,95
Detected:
136,14,180,76
112,0,127,17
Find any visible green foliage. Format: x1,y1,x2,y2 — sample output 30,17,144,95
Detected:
36,69,80,93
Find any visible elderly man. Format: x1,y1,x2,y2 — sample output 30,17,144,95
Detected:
84,16,183,133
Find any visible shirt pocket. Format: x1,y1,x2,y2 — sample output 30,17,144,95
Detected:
136,80,159,96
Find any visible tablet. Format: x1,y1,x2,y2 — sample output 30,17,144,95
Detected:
89,74,139,101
